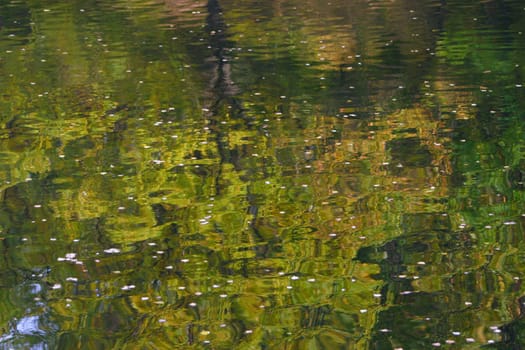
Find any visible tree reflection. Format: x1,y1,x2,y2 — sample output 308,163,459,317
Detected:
0,0,524,349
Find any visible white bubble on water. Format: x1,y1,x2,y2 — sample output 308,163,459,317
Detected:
104,248,121,254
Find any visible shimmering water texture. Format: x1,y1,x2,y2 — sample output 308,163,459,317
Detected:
0,0,524,349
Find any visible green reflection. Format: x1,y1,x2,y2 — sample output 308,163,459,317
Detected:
0,0,524,349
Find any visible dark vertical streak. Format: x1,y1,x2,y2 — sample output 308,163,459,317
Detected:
205,0,264,246
205,0,231,197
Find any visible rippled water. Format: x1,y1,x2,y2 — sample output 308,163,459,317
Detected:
0,0,524,349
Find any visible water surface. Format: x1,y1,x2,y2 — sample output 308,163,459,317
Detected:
0,0,524,349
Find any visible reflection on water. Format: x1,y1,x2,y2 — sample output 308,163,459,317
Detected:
0,0,524,348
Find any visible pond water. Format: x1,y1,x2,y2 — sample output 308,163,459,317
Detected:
0,0,524,349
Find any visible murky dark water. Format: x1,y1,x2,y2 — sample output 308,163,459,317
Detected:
0,0,524,349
